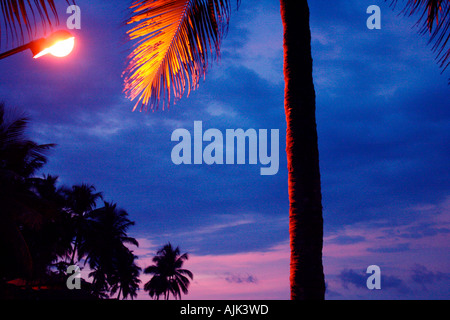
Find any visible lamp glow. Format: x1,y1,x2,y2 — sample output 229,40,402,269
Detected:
0,30,75,61
33,31,75,59
34,37,75,59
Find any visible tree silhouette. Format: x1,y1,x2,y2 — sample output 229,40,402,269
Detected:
0,102,55,281
83,201,140,299
109,249,141,300
0,103,141,299
144,243,193,300
23,174,73,281
64,183,103,265
387,0,450,77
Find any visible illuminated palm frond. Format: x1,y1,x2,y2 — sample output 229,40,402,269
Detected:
0,0,72,46
388,0,450,74
123,0,240,112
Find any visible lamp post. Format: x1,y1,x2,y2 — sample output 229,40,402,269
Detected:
0,30,75,60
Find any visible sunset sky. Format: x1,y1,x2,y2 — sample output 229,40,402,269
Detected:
0,0,448,299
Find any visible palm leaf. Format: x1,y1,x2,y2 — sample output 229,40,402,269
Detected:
0,0,72,46
123,0,240,112
388,0,450,74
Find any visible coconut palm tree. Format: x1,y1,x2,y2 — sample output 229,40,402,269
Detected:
109,249,141,300
0,102,55,280
123,0,450,300
64,183,103,265
143,243,193,300
387,0,450,76
0,102,140,299
24,174,74,280
83,201,140,298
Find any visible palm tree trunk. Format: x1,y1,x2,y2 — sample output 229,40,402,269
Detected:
280,0,326,300
70,236,79,265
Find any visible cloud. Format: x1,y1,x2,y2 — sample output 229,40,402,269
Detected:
131,237,159,260
410,264,448,291
222,1,283,84
339,269,367,290
224,273,258,284
382,274,410,294
162,214,257,238
367,243,410,253
162,214,287,256
323,196,450,299
397,223,450,240
205,101,238,118
329,235,366,245
338,269,409,293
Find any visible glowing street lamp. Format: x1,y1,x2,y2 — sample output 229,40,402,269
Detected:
0,30,75,60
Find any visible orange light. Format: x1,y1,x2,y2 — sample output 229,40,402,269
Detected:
32,30,75,59
34,37,75,59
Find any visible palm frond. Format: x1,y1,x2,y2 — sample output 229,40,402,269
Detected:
388,0,450,74
0,0,72,46
123,0,240,112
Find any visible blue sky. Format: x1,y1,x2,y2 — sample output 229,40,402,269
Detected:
0,0,449,299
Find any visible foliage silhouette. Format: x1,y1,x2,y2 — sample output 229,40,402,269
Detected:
0,102,55,280
387,0,450,76
83,201,140,299
144,243,193,300
64,183,103,265
0,103,141,300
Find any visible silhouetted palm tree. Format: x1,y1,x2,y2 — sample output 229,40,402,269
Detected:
84,201,139,299
23,175,74,280
109,249,141,300
387,0,450,76
144,243,193,300
123,0,450,299
64,183,103,265
0,103,140,299
0,102,55,280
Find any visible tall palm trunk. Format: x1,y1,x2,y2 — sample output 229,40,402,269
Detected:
280,0,326,300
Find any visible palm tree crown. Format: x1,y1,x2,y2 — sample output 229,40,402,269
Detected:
388,0,450,75
123,0,240,111
0,102,55,280
144,243,193,300
82,201,140,298
0,0,72,46
0,103,141,299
